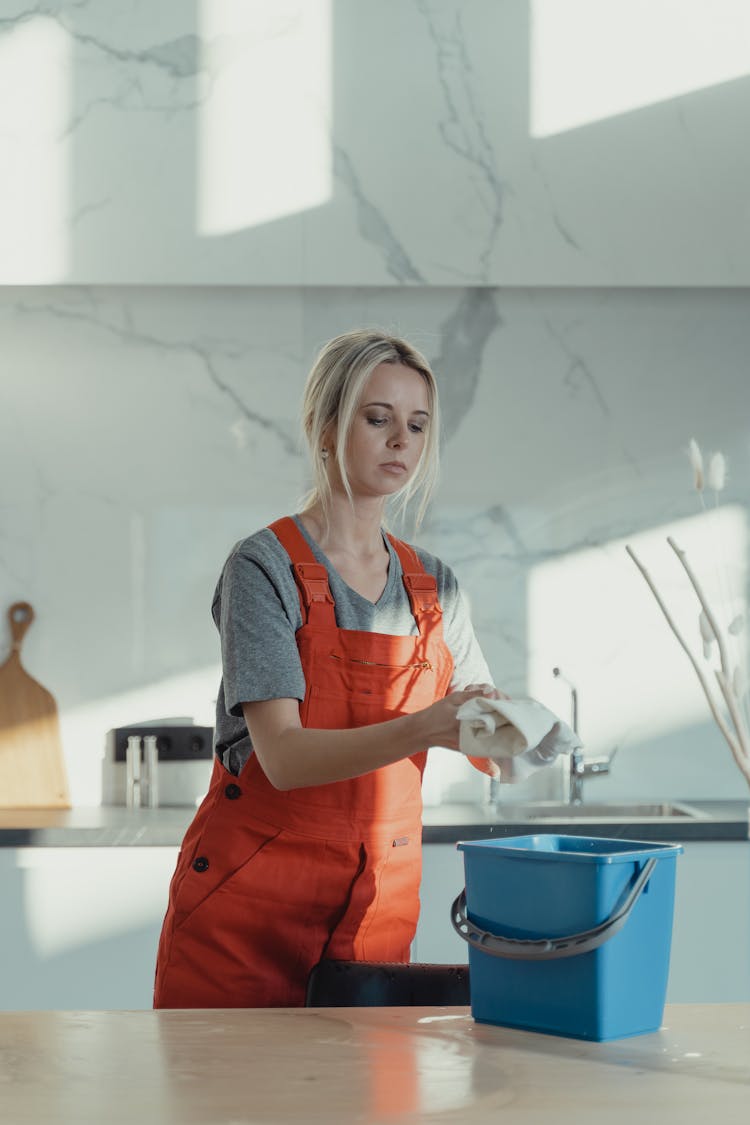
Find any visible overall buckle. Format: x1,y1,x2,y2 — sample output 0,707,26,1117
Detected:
403,573,439,613
294,563,334,605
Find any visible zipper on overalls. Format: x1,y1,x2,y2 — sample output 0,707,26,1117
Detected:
328,652,432,671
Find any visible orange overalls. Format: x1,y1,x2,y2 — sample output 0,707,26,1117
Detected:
153,516,454,1009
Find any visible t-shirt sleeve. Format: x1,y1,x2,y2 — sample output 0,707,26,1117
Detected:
214,546,306,716
441,568,494,692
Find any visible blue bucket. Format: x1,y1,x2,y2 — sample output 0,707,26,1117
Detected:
452,834,683,1041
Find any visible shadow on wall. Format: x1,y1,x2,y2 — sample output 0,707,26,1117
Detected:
2,2,746,283
63,0,523,281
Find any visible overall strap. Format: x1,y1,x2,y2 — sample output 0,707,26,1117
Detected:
386,534,442,635
268,517,336,629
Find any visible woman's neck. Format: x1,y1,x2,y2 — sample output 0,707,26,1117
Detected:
299,497,388,562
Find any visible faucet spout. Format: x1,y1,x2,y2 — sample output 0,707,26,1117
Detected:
552,667,618,804
552,666,578,735
553,667,584,803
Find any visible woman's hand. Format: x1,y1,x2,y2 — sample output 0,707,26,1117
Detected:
462,683,509,701
415,685,505,752
454,683,510,779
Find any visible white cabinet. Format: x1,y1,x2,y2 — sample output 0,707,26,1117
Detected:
414,844,467,966
668,842,750,1002
414,841,750,1003
1,839,747,1009
0,847,178,1011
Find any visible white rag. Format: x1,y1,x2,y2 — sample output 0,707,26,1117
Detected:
456,696,582,783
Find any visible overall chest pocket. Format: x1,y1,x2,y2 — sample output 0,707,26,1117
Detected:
317,650,433,698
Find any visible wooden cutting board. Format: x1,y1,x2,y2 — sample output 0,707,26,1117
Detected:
0,602,71,808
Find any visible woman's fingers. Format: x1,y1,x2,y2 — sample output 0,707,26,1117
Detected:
422,686,510,751
462,683,509,700
471,756,501,778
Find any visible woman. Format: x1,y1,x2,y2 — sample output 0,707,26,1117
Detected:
154,329,499,1009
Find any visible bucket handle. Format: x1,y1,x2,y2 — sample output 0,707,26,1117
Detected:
451,857,656,961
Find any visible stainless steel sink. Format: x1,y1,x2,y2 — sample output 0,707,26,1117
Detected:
492,801,708,821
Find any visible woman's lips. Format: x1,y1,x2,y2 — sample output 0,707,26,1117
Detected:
380,462,407,474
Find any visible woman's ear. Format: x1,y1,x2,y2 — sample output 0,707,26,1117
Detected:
321,424,337,460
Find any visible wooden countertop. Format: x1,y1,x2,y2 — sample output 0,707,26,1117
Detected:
0,1004,747,1124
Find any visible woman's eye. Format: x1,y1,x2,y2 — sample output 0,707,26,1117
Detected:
365,415,425,432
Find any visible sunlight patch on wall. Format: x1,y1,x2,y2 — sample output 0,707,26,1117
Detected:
530,0,750,138
16,847,178,958
0,17,70,281
527,506,748,755
198,0,332,235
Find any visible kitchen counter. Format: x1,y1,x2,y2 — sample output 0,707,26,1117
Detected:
0,799,747,847
0,1004,747,1124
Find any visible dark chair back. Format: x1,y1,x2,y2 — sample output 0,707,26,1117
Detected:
305,960,470,1007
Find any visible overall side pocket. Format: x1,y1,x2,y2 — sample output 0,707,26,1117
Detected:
172,815,283,932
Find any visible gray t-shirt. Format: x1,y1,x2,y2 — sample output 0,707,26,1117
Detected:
212,515,492,775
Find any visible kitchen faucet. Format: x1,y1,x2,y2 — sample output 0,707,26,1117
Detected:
552,667,617,804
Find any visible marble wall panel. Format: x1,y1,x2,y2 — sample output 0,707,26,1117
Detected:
1,285,749,806
1,1,749,285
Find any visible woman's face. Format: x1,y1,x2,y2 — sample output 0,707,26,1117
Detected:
332,362,430,501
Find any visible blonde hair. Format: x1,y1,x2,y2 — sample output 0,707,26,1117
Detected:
299,329,440,529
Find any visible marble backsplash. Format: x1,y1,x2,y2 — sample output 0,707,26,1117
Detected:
1,284,748,806
2,0,750,286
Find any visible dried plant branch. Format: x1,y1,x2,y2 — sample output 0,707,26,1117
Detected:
667,536,731,677
716,671,750,782
668,533,750,776
625,438,749,788
625,544,743,760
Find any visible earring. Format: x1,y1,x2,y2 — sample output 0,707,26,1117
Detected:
321,448,328,461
